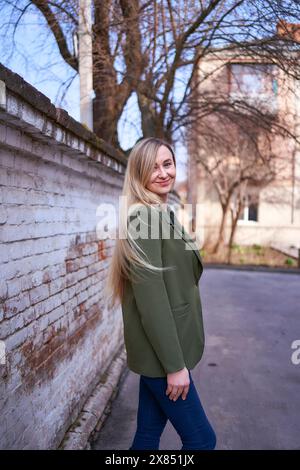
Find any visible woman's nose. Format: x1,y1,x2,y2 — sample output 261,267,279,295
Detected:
158,167,168,178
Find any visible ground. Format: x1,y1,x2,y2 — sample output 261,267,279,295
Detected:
92,268,300,450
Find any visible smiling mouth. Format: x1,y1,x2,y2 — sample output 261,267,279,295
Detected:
157,179,171,185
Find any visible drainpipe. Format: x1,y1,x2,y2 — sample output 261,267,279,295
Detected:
78,0,94,131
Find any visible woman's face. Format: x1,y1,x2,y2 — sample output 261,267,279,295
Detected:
146,145,176,201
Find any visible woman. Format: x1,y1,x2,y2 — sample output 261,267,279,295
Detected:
104,137,216,450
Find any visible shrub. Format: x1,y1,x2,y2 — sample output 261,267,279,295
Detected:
252,243,262,252
231,243,240,250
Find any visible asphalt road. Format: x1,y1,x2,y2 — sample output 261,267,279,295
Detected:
92,268,300,450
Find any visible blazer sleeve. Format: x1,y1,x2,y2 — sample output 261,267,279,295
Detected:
127,204,186,374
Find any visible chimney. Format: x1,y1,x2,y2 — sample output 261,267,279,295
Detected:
277,19,300,42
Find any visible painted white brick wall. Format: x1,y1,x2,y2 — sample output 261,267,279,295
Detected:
0,66,127,449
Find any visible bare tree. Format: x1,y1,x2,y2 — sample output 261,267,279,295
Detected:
187,46,299,255
1,0,299,153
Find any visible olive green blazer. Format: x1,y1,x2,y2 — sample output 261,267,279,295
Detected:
121,203,205,377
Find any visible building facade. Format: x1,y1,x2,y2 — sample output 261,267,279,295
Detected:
187,37,300,252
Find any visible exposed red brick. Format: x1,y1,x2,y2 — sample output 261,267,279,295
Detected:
97,240,107,261
79,302,85,316
19,305,103,390
42,271,51,283
65,259,81,273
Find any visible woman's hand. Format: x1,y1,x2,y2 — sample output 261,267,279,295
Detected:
166,367,190,401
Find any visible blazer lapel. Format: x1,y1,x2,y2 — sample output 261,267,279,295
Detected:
161,206,203,269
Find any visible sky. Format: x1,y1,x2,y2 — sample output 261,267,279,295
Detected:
0,4,187,182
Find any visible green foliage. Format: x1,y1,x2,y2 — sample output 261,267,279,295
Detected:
230,243,245,254
252,243,262,253
231,243,239,250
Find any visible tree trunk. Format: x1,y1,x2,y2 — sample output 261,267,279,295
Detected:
92,0,133,150
92,93,121,149
212,201,229,254
137,92,173,141
228,195,245,262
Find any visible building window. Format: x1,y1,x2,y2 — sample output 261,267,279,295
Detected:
248,203,258,221
238,195,259,222
228,63,278,114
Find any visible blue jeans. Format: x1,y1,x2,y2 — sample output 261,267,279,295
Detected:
129,369,217,450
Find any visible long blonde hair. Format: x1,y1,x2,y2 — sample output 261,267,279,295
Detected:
103,137,176,310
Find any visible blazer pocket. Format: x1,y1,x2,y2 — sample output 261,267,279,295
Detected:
171,302,190,317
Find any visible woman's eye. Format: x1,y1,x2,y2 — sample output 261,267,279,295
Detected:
154,162,172,170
